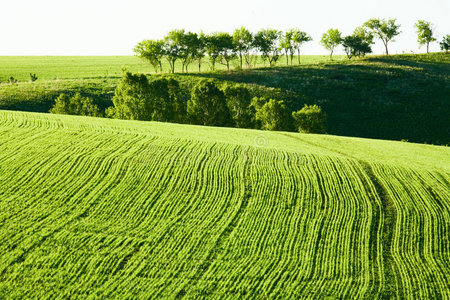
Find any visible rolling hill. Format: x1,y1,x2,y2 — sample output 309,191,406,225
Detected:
0,53,449,144
0,110,448,299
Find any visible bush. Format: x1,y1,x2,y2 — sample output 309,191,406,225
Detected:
110,73,187,123
440,35,450,53
342,35,372,59
187,79,232,126
223,84,253,128
111,72,152,120
292,104,326,133
50,93,101,117
255,98,293,131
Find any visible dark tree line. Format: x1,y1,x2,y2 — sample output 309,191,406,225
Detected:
100,72,327,134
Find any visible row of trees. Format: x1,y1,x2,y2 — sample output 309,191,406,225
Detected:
320,19,448,59
134,27,313,73
135,20,449,72
97,72,327,133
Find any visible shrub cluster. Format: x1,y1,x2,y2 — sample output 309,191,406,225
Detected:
50,93,101,117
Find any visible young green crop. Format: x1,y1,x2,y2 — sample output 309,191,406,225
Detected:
0,110,448,298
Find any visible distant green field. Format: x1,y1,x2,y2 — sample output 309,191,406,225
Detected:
0,55,346,82
0,110,448,298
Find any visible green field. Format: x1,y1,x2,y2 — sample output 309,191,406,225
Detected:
0,110,448,298
0,53,448,144
0,55,345,82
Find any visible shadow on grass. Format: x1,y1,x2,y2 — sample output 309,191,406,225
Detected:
176,55,449,144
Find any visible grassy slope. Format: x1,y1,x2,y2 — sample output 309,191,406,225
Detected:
0,110,448,299
0,53,448,144
0,55,344,82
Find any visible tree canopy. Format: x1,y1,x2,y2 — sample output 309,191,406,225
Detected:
364,18,401,55
415,20,436,53
320,29,342,59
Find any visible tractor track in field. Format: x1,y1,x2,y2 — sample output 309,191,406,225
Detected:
358,162,399,299
175,148,253,298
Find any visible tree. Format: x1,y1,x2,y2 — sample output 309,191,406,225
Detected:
342,35,372,59
255,99,292,131
179,31,199,72
321,28,342,60
111,72,152,120
280,30,294,65
254,29,281,66
364,18,401,55
192,32,207,72
134,39,165,73
148,78,172,122
354,25,374,45
217,32,237,71
233,27,253,69
292,30,312,64
415,20,436,53
167,78,187,123
163,29,185,73
440,35,450,53
205,33,222,71
187,79,232,126
223,84,253,128
292,104,326,133
342,27,374,59
50,93,101,117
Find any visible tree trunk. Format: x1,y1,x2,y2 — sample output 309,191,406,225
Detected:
427,43,429,53
330,49,333,60
384,41,389,55
227,60,230,71
286,52,289,65
298,48,301,64
159,61,163,73
240,54,243,69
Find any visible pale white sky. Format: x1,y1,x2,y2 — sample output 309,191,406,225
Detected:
1,0,449,55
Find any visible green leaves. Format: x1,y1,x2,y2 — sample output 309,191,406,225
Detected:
255,98,292,131
415,20,436,53
187,79,232,126
364,18,401,55
292,104,326,133
50,93,101,117
253,29,282,66
320,28,342,59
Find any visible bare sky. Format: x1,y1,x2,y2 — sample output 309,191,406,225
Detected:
1,0,449,55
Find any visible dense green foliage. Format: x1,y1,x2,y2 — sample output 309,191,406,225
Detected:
255,98,292,131
50,93,101,117
110,72,187,123
439,34,450,53
187,79,232,126
0,53,448,144
223,84,254,128
0,110,448,298
292,104,327,133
